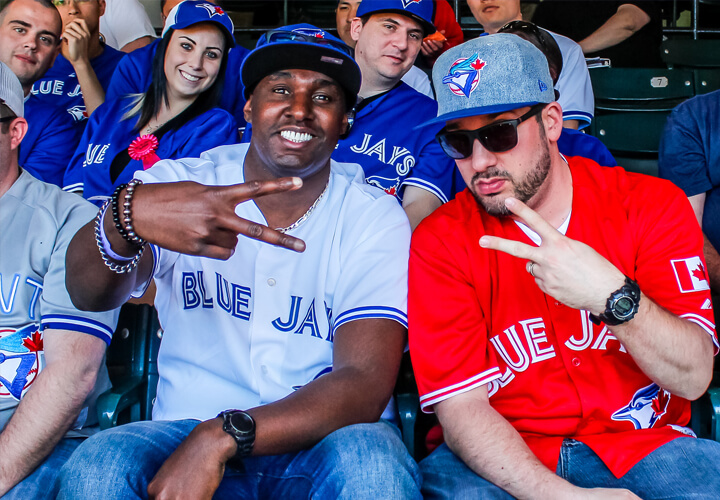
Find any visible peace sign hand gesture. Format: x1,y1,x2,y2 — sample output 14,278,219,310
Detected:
478,197,626,315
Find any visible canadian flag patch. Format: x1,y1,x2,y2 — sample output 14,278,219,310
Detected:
671,257,710,293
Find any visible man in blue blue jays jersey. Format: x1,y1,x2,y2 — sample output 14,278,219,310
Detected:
106,0,250,129
334,0,456,230
0,0,83,187
29,0,124,126
0,62,118,499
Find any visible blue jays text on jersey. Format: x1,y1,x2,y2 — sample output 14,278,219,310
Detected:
333,82,454,204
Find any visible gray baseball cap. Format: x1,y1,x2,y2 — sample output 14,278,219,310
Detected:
424,33,554,126
0,61,23,118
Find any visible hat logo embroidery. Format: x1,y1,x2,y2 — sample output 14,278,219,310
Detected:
292,28,326,38
538,80,547,92
401,0,423,8
197,3,225,16
442,55,485,98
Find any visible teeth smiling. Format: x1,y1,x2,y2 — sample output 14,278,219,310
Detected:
180,71,200,82
280,130,313,143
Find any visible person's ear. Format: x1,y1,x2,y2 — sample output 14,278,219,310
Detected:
542,101,563,142
350,17,363,43
9,117,28,150
243,95,253,125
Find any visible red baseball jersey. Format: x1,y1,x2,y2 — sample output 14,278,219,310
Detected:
409,156,718,478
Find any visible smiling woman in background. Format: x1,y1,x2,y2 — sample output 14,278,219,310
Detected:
63,0,237,203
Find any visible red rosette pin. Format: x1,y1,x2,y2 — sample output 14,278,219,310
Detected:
128,134,161,170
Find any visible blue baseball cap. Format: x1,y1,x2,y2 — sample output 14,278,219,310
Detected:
241,24,361,110
162,1,236,47
356,0,436,35
424,33,554,127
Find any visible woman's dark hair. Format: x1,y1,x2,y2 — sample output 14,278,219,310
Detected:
135,24,230,132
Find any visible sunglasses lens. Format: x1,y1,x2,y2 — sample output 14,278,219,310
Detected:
481,122,519,153
438,132,473,159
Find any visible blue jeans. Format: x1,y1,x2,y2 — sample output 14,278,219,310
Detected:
57,419,422,499
421,437,720,499
4,437,84,499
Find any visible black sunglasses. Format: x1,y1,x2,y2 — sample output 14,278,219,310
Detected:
265,30,353,58
435,104,546,159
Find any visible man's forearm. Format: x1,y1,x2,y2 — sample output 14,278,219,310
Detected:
436,391,579,500
611,293,714,400
0,359,99,495
578,4,650,54
73,59,105,117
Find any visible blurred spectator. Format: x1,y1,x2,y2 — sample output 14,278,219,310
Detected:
107,0,250,128
659,90,720,292
336,0,434,98
0,0,82,187
498,21,615,167
100,0,155,53
30,0,125,123
467,0,594,129
532,1,664,68
419,0,464,65
63,0,237,201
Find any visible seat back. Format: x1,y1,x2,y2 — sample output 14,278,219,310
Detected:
661,39,720,69
590,67,695,111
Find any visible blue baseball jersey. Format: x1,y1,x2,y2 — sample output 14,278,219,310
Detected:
106,40,250,128
19,99,83,188
62,97,237,204
30,44,125,127
333,82,454,204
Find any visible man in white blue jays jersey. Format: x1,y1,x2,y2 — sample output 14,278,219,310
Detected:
0,62,118,499
334,0,456,230
58,24,421,499
467,0,594,130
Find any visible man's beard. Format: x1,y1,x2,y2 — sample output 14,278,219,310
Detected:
470,139,552,216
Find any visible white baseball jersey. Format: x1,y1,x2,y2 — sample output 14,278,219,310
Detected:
0,170,118,432
550,30,595,128
402,65,434,99
133,144,411,422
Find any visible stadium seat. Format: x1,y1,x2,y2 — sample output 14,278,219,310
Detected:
661,39,720,69
693,68,720,94
96,303,162,429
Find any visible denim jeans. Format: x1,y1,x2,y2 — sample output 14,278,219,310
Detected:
3,437,84,499
57,419,422,499
421,437,720,499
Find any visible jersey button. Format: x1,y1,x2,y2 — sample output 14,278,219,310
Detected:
571,357,581,367
554,301,561,307
267,278,276,286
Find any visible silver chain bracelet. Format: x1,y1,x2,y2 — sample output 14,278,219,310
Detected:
95,200,145,274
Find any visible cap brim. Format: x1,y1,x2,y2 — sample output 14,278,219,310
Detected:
166,20,236,47
416,101,542,129
241,42,361,104
362,9,436,35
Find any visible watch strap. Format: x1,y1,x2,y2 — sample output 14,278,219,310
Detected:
589,276,640,326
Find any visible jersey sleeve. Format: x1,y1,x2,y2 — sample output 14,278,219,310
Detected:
553,34,594,128
21,106,82,188
630,177,718,350
409,216,502,413
658,101,711,197
401,121,455,204
40,197,118,344
174,110,238,159
330,193,412,338
106,50,149,100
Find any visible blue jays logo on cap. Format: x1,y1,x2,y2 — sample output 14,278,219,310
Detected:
292,27,326,38
401,0,422,7
442,54,486,98
197,3,225,17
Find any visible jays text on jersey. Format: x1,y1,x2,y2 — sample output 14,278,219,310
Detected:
0,170,118,432
19,99,83,188
105,40,251,128
333,82,454,204
131,143,411,423
29,44,125,128
409,156,717,478
62,97,237,202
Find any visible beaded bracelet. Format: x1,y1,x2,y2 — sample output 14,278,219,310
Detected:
110,183,130,242
94,200,145,274
123,179,146,246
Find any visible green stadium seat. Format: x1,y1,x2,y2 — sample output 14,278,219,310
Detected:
694,68,720,94
661,39,720,69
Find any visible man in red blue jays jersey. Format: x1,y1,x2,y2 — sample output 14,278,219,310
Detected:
409,33,720,499
333,0,456,230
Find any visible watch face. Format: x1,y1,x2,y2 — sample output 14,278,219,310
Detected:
614,296,635,318
230,412,255,434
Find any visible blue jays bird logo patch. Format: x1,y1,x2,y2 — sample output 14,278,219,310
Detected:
442,55,486,98
197,3,225,16
611,383,670,430
0,324,43,401
401,0,423,7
